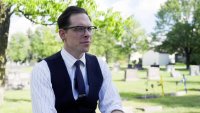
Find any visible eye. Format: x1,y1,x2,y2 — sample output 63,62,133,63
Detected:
87,26,97,31
87,27,92,31
74,26,85,31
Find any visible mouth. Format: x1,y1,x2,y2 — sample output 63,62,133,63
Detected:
80,41,91,45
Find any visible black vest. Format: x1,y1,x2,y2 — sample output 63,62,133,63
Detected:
45,52,103,113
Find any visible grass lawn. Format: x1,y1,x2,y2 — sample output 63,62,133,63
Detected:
0,90,31,113
113,67,200,113
0,66,200,113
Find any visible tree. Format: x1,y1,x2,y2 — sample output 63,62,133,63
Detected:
154,0,200,69
0,1,11,85
0,0,97,86
91,10,148,64
91,29,117,63
29,26,62,61
7,32,30,62
119,16,148,64
90,9,124,63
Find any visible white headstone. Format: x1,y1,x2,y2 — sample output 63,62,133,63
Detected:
189,65,200,76
125,69,139,81
166,65,175,73
112,62,120,72
171,71,181,78
147,67,160,80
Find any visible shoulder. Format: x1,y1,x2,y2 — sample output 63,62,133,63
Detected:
97,57,108,68
85,53,108,67
96,57,110,76
44,51,61,61
32,52,61,74
32,60,49,73
32,51,61,72
31,60,51,84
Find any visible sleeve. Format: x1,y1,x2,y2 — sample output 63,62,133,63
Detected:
97,58,124,113
31,60,57,113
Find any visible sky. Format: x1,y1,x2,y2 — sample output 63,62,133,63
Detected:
9,0,167,37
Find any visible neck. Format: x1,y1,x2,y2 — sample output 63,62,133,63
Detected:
64,47,84,59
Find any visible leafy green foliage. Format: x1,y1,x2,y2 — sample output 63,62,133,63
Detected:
1,0,101,86
7,33,30,62
3,0,72,25
90,29,117,63
154,0,200,69
120,16,148,63
29,26,62,61
90,9,124,63
94,9,124,40
190,53,200,65
7,26,62,62
155,0,199,35
91,10,148,63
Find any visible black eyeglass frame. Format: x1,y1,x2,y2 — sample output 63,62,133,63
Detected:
62,26,97,33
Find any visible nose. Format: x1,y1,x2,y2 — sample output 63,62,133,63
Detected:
83,29,91,37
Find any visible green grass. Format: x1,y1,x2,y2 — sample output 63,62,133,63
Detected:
0,66,200,113
0,90,31,113
113,68,200,113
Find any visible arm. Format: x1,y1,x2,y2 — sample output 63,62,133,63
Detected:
31,61,57,113
97,58,124,113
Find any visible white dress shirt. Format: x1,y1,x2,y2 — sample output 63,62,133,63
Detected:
31,48,123,113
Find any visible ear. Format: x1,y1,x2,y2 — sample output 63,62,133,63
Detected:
59,29,66,41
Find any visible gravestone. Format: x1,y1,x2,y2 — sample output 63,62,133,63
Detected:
175,91,187,96
189,65,200,76
5,71,30,90
5,71,21,90
112,62,120,72
133,64,143,70
171,71,181,78
127,64,133,69
167,65,175,73
124,69,139,81
19,73,31,89
147,67,160,80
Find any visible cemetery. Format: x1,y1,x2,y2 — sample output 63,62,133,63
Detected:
0,59,199,113
120,53,200,112
1,0,200,113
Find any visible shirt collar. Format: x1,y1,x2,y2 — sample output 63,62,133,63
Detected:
61,48,86,68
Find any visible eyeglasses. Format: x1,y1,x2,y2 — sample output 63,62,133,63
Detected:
63,26,97,35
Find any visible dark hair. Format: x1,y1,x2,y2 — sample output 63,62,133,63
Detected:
57,6,89,29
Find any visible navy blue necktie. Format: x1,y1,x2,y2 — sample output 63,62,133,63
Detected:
74,60,86,98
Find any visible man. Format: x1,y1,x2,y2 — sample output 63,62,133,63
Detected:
31,6,124,113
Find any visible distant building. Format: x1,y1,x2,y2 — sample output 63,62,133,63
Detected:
142,50,171,66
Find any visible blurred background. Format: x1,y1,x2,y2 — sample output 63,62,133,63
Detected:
0,0,200,112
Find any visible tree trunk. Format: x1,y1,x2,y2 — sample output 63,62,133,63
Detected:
185,52,190,70
0,3,11,86
105,50,109,63
185,48,191,70
128,54,131,64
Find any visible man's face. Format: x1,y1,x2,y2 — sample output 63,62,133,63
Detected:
59,13,93,56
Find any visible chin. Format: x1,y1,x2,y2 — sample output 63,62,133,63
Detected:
82,48,90,52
